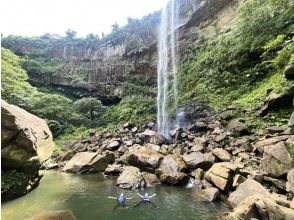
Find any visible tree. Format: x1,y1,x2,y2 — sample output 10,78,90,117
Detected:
74,97,105,120
111,22,119,32
65,29,77,39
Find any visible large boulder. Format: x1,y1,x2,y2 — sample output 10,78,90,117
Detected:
253,135,289,153
286,169,294,194
156,154,188,185
197,187,220,202
222,195,294,220
211,148,232,162
62,152,114,173
142,172,161,187
204,162,242,192
261,141,293,178
183,152,214,170
31,210,76,220
1,100,54,201
136,130,165,145
126,145,164,171
228,179,269,208
227,120,249,136
117,166,145,189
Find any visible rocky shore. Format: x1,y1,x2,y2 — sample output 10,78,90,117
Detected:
46,107,294,219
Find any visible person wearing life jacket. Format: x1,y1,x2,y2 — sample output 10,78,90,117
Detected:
108,193,133,210
134,192,158,208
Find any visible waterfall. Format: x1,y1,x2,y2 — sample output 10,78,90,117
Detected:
157,0,179,137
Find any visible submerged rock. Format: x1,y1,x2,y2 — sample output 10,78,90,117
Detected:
117,166,145,189
1,100,54,201
31,210,76,220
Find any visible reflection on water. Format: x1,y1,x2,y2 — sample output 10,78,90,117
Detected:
2,171,228,220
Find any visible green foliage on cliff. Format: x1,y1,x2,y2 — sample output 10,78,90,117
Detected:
74,97,105,120
177,0,294,129
1,48,99,137
102,95,156,124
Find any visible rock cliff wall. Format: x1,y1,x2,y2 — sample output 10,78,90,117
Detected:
2,0,240,103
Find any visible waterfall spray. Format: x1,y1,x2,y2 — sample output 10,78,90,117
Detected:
157,0,179,137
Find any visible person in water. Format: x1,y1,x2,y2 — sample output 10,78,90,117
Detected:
108,193,133,210
134,192,158,208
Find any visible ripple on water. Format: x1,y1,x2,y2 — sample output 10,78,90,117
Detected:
2,171,228,220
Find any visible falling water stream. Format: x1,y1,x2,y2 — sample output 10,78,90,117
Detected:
157,0,180,137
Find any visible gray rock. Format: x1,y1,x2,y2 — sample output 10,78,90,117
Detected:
106,140,120,150
126,145,164,170
191,168,204,180
55,151,75,162
137,130,165,145
104,164,123,175
264,176,286,191
142,172,161,187
223,195,294,220
1,100,54,201
212,148,232,162
183,152,214,170
287,169,294,194
117,166,145,189
228,179,269,207
264,126,285,134
204,162,243,192
62,152,114,173
197,187,220,202
262,141,293,178
253,135,289,153
227,119,249,136
156,154,188,185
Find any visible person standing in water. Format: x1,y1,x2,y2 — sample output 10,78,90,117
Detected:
134,193,158,208
108,193,133,210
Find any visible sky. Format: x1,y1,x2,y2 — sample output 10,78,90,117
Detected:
1,0,168,37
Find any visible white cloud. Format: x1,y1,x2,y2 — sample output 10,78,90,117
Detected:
1,0,168,37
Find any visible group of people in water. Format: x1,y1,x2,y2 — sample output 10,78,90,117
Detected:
108,192,158,210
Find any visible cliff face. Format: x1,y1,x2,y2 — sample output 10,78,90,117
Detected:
2,0,239,103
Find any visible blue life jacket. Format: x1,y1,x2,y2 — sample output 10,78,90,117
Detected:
118,195,126,204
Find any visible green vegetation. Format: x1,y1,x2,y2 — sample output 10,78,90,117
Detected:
74,97,105,121
1,48,103,137
102,95,156,124
1,170,30,195
177,0,294,129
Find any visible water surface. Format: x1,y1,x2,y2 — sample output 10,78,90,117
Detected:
2,171,228,220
